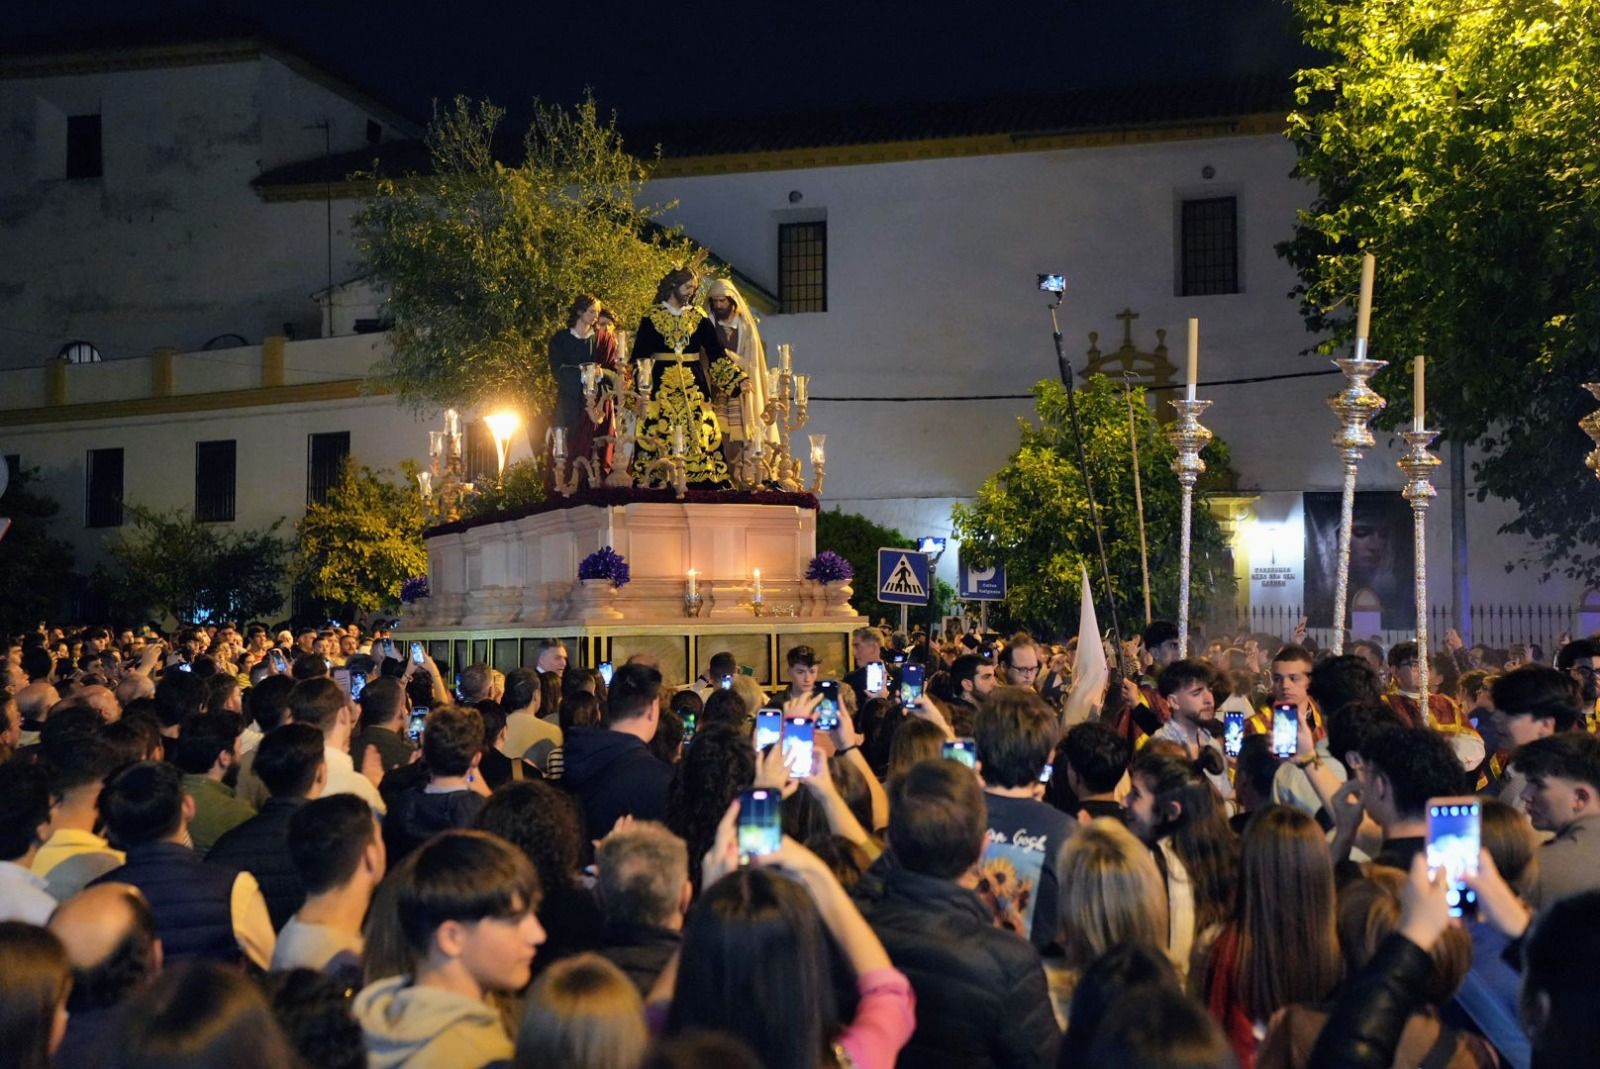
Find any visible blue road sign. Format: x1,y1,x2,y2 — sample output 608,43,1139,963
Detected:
877,548,931,606
958,552,1007,601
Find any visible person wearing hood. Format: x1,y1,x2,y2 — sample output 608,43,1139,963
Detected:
704,277,776,468
558,663,673,839
355,830,545,1069
382,705,489,864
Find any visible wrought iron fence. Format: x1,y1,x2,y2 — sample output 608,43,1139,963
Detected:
1200,602,1580,656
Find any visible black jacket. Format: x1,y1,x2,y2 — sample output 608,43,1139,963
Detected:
383,786,485,862
1308,933,1434,1069
597,921,681,994
206,796,308,930
558,727,673,839
854,857,1060,1069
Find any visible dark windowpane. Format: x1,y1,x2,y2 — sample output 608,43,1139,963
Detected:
779,221,828,313
2,455,18,502
465,420,497,484
1180,196,1239,296
307,431,351,505
66,114,103,180
195,440,237,523
86,448,124,528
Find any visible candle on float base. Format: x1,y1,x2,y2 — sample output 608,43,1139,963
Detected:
1356,253,1376,343
779,345,792,374
1413,355,1426,432
752,568,763,600
687,569,698,597
1186,318,1199,402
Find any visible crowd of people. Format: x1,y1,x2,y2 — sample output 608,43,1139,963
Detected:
2,613,1600,1069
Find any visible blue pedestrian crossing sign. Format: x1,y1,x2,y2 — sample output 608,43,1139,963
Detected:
877,548,931,606
958,551,1007,601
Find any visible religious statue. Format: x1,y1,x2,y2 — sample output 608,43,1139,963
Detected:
705,278,777,465
631,266,747,487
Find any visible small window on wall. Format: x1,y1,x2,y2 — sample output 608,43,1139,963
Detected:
1180,196,1239,296
86,447,124,528
307,431,351,505
195,440,237,523
778,221,828,313
65,114,103,180
465,420,497,484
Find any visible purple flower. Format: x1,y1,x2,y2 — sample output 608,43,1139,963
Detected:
400,576,430,603
805,551,854,584
578,546,631,588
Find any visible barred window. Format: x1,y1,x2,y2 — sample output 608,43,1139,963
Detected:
195,440,237,523
465,419,497,484
779,221,827,313
307,431,351,505
86,448,124,528
1180,196,1239,296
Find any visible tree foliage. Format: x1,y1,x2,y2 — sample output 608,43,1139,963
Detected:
952,376,1235,637
354,96,699,417
814,508,954,630
1281,0,1600,583
294,461,429,621
100,507,288,625
0,467,80,632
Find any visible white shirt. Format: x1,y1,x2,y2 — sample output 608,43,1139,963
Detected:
0,860,56,925
1153,718,1235,802
323,745,387,816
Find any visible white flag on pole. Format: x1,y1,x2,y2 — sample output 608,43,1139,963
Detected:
1062,564,1109,727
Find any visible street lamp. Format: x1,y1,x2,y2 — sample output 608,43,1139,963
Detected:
484,409,522,479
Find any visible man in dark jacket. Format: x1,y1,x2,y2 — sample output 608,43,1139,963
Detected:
383,705,487,862
594,819,689,994
560,664,673,838
854,759,1059,1069
207,723,325,930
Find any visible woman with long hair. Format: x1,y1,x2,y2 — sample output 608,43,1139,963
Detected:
0,922,72,1069
885,716,946,785
550,293,602,467
1195,805,1340,1069
515,953,648,1069
666,822,914,1069
666,724,754,889
1123,748,1239,975
1049,818,1169,1027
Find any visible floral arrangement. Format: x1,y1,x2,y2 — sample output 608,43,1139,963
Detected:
399,576,430,603
578,545,631,588
805,550,854,584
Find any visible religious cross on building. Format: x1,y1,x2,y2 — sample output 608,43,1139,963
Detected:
1083,308,1180,419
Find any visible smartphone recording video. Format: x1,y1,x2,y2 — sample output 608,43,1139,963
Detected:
1224,711,1244,758
598,661,614,686
782,716,815,777
943,738,977,769
900,663,925,708
1271,704,1298,759
864,662,886,694
1427,797,1481,919
407,707,428,742
814,680,841,731
738,788,782,862
410,641,426,666
754,708,783,751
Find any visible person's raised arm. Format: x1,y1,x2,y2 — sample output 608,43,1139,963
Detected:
801,754,881,860
757,838,892,978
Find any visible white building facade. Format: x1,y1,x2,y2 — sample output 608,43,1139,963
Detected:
1,38,1591,641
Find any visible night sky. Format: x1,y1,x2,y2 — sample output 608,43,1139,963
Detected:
11,0,1308,127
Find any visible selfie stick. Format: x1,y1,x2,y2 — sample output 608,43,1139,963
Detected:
1047,290,1126,679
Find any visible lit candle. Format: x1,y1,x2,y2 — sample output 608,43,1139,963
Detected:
794,374,809,406
1413,354,1425,432
752,568,763,600
449,432,462,459
672,425,686,456
1186,318,1199,402
636,358,654,393
444,408,460,437
579,362,599,398
1356,253,1376,342
779,344,792,374
687,569,698,597
428,431,444,459
809,434,826,465
750,430,764,458
551,427,567,460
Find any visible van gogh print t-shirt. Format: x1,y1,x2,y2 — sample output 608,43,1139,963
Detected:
977,793,1075,949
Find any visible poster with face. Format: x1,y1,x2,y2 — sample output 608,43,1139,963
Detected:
1302,490,1416,630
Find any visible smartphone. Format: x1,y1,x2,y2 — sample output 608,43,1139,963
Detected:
864,661,886,695
1038,761,1053,784
268,649,288,673
754,708,783,751
782,716,816,777
814,680,841,731
1427,797,1481,919
1038,273,1067,294
1271,703,1298,759
737,788,782,862
681,711,697,743
720,674,734,691
407,706,428,742
598,661,614,686
332,667,353,700
892,653,907,667
175,662,192,673
943,738,977,768
382,639,398,659
349,671,366,702
900,663,925,708
410,641,426,666
1224,711,1244,758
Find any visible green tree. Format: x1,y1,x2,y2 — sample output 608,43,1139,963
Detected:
354,96,699,415
294,461,429,621
99,507,289,625
814,509,955,632
952,376,1235,637
1281,0,1600,583
0,467,80,632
